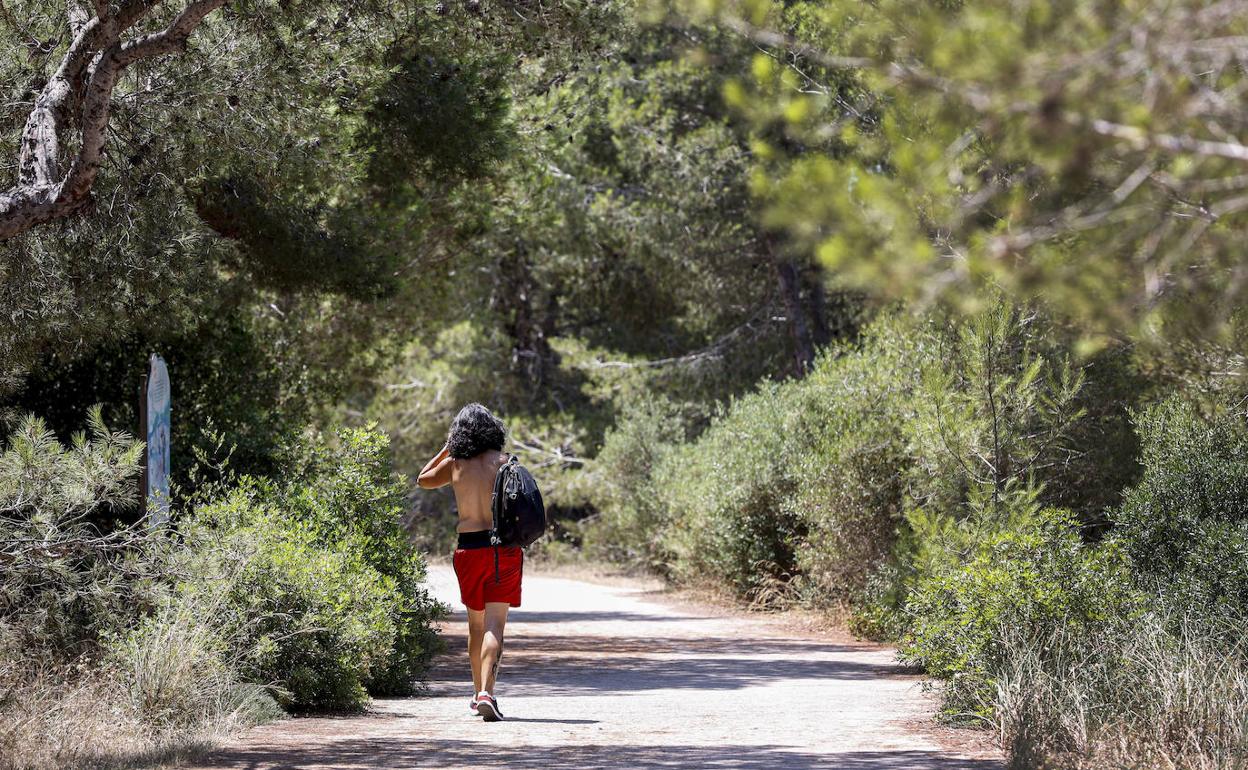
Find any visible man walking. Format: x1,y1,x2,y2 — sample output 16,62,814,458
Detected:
418,403,521,722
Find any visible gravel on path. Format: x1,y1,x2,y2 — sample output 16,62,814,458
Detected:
182,564,1002,770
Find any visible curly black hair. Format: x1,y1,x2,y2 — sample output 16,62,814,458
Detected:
447,403,507,459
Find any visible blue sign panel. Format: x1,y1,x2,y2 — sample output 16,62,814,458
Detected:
145,354,171,525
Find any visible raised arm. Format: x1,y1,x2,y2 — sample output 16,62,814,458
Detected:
417,444,454,489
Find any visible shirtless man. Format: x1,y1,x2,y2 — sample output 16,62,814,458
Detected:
417,403,520,722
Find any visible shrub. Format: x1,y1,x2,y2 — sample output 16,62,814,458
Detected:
624,304,1096,617
861,302,1092,638
186,496,404,710
789,313,923,612
1113,398,1248,619
579,395,687,573
648,313,923,606
0,409,153,659
905,301,1085,521
0,411,278,769
901,508,1139,719
656,380,811,604
273,426,444,694
588,300,1125,658
1043,344,1150,523
185,425,444,709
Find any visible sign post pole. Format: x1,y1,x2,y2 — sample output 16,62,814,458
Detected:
142,354,171,526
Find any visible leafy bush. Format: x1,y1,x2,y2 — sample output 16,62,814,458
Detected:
611,303,1100,619
0,408,154,660
273,426,444,694
1044,344,1150,523
859,302,1092,638
901,508,1139,719
789,313,923,612
656,380,811,604
186,497,403,710
905,302,1085,521
579,395,687,573
185,426,444,709
644,313,922,606
1114,398,1248,619
0,411,279,769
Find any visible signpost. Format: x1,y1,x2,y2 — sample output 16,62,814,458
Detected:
140,354,171,526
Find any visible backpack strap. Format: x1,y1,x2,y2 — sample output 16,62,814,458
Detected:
489,456,514,584
489,459,507,546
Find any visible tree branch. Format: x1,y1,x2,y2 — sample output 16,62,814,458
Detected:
118,0,225,66
714,13,1248,165
0,0,224,240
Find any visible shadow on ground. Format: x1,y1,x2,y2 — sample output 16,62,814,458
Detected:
463,610,707,624
427,629,915,697
429,654,905,696
493,634,871,656
199,739,999,770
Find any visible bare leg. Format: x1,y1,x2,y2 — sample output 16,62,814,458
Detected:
466,607,485,695
480,602,510,694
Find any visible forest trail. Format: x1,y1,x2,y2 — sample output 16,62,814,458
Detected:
183,565,1001,770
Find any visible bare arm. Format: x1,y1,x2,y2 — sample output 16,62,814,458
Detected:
417,444,454,489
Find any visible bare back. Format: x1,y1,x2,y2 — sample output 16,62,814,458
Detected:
451,449,508,533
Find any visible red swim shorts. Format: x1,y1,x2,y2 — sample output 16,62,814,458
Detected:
452,546,523,611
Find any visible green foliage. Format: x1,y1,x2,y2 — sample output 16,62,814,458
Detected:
641,313,913,605
1044,344,1150,522
856,302,1093,636
360,21,865,531
580,395,690,573
0,0,577,464
608,301,1112,620
1113,398,1248,619
657,380,811,604
0,408,154,658
787,314,923,609
661,0,1248,347
280,425,444,694
0,412,439,770
362,45,512,187
901,508,1138,719
907,302,1085,521
185,426,444,709
188,497,403,710
3,300,378,489
0,1,393,379
0,412,280,767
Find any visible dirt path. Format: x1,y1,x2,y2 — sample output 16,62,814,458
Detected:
184,565,1001,769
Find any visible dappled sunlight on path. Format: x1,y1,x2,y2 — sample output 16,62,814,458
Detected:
182,567,1001,770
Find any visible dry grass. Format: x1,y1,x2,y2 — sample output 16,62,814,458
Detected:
0,601,280,770
991,613,1248,770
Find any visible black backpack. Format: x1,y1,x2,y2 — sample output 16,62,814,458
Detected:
490,455,546,549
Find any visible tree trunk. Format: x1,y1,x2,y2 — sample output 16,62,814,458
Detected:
775,257,817,376
499,241,556,391
0,0,226,240
806,263,832,350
